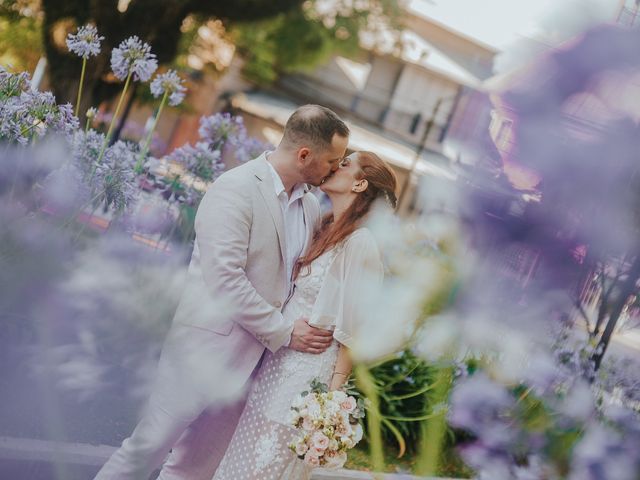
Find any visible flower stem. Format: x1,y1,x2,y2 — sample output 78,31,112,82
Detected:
75,58,87,118
135,90,168,173
95,71,132,167
354,364,385,476
415,365,454,476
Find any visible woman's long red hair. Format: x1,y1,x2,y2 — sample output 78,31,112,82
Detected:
294,151,397,278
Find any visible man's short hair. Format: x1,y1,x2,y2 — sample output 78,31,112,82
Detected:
282,104,349,150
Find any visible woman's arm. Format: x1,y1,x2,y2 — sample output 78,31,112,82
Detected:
330,343,353,390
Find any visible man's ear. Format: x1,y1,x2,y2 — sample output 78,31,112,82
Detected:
352,179,368,193
297,147,311,164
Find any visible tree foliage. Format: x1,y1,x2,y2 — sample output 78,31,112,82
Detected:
37,0,304,111
33,0,402,112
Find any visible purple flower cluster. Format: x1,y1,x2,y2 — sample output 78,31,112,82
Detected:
235,136,274,163
66,24,104,59
570,407,640,480
110,35,158,82
0,67,79,145
68,130,139,212
198,112,248,151
150,70,186,106
94,140,140,212
168,141,225,183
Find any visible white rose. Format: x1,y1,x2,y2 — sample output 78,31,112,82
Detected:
295,441,309,456
352,423,363,444
342,436,355,449
311,431,330,450
324,399,341,417
331,391,348,403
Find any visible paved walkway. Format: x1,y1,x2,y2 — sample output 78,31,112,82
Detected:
0,436,456,479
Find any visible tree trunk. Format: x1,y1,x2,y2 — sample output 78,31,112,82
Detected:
592,254,640,370
40,0,303,110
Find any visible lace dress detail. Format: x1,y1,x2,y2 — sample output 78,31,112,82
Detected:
212,249,340,480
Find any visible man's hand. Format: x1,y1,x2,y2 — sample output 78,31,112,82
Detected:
289,318,334,354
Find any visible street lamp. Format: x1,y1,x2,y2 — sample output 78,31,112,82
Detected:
397,93,459,210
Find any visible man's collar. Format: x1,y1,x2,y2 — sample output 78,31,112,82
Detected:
265,155,310,199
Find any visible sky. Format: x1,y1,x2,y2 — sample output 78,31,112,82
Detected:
407,0,622,72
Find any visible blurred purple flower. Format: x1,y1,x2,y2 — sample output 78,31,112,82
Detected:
110,35,158,82
93,140,139,212
449,373,517,449
235,136,274,163
569,422,640,480
169,141,225,182
150,70,186,106
123,196,175,235
66,24,104,59
198,112,247,150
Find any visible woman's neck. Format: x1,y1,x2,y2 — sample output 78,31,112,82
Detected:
328,193,354,221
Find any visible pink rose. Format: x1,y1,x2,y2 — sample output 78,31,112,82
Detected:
340,396,357,413
311,431,330,450
304,451,320,467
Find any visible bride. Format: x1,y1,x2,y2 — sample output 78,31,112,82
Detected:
212,151,397,480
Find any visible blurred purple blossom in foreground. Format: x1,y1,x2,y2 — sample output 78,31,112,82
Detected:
432,24,640,479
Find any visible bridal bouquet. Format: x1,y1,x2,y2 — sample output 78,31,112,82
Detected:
288,379,365,469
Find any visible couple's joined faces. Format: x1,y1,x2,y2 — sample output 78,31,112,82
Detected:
320,152,363,194
299,133,349,186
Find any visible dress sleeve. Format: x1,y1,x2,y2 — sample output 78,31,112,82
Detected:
310,229,384,349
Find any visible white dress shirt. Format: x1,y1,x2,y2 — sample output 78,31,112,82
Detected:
266,160,308,347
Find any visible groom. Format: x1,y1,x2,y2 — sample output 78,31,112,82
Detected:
94,105,350,479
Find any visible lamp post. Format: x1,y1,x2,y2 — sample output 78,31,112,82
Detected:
397,97,444,210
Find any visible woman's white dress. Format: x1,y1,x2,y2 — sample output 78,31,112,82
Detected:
212,229,383,480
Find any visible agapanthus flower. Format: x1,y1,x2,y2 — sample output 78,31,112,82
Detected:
110,35,158,82
169,141,225,182
92,140,139,212
0,65,31,99
66,24,104,59
235,137,274,163
86,107,98,119
150,70,186,106
449,373,517,449
198,112,247,150
70,129,105,177
0,71,79,145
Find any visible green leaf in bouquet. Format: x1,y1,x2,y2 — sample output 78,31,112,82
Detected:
310,377,329,394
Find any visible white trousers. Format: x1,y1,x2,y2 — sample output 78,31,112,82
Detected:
94,326,251,480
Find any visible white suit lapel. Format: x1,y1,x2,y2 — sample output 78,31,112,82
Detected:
253,156,287,265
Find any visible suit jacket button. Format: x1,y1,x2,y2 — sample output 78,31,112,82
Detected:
273,301,282,308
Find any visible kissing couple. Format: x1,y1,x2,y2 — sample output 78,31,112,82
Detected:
95,104,397,480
